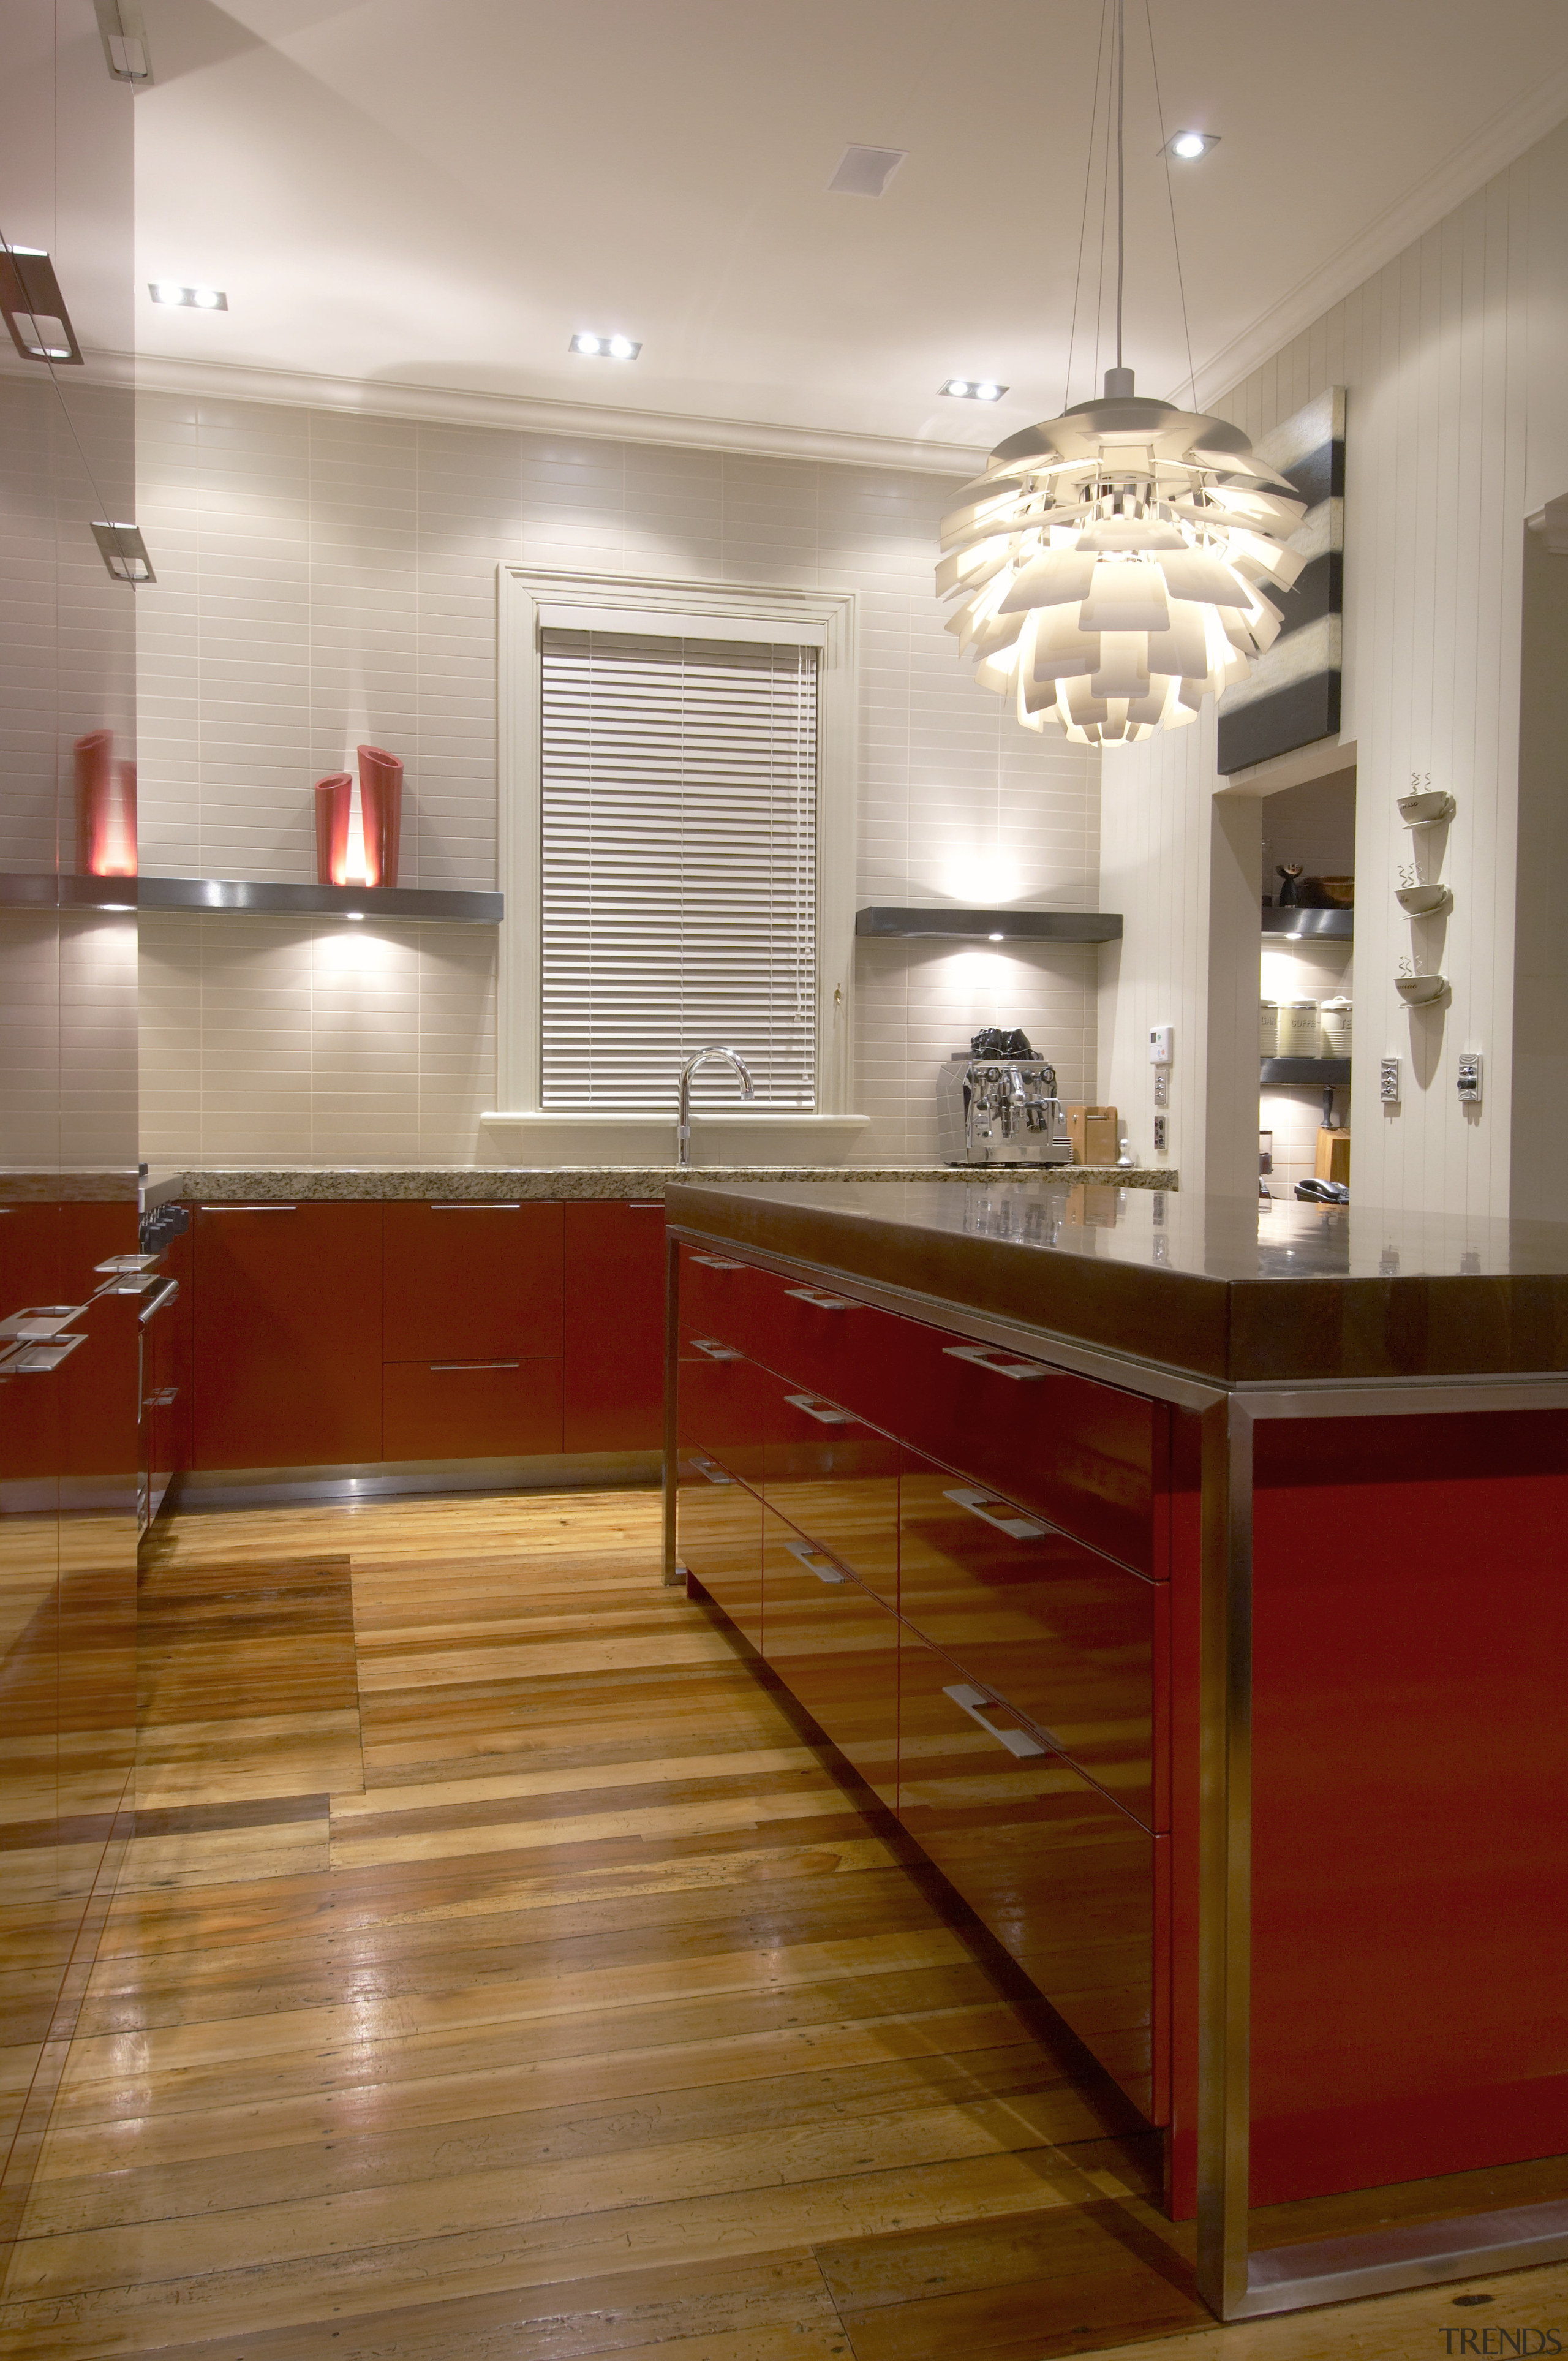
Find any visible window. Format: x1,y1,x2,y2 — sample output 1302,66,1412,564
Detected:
494,568,858,1146
539,628,818,1112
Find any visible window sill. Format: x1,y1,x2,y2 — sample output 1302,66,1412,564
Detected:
479,1111,870,1165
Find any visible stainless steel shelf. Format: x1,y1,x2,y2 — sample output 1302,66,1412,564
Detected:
1262,905,1353,939
1261,1057,1352,1086
856,905,1123,943
1,874,502,923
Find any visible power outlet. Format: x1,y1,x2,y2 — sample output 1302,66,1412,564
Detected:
1152,1113,1169,1154
1380,1057,1401,1104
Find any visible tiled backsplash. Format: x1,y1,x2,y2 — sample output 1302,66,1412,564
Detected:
135,394,1101,1165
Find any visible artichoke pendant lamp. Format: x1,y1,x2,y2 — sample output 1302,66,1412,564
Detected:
938,0,1307,747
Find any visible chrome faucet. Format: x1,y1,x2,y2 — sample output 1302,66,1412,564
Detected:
677,1044,755,1167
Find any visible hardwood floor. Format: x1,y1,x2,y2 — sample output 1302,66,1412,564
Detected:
1,1489,1563,2359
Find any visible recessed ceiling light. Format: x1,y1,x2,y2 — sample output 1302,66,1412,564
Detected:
827,144,906,198
941,379,1008,401
149,282,228,309
1166,130,1218,160
987,932,1004,942
571,331,640,359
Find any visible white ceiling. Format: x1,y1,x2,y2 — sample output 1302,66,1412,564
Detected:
129,0,1568,466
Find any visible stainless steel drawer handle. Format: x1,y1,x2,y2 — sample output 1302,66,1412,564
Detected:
95,1252,159,1275
0,1305,88,1341
692,1254,745,1270
692,1336,744,1361
138,1279,180,1326
943,1486,1050,1541
1,1334,88,1374
146,1386,179,1408
785,1538,847,1584
784,1392,854,1426
691,1456,735,1486
200,1204,298,1212
783,1286,856,1311
428,1361,520,1372
943,1683,1047,1759
630,1201,664,1211
942,1343,1047,1383
431,1203,522,1211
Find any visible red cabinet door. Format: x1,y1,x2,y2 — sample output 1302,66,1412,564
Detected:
897,1621,1167,2125
899,1450,1164,1829
383,1359,564,1461
383,1201,563,1361
753,1370,900,1606
761,1506,898,1807
676,1447,761,1652
564,1199,666,1450
192,1203,383,1470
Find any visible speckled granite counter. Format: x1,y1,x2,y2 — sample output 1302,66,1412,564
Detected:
146,1163,1176,1204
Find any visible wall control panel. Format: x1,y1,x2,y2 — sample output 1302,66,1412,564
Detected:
1148,1025,1173,1065
1458,1052,1483,1105
1379,1057,1401,1104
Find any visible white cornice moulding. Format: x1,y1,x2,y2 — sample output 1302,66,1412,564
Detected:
1174,71,1568,412
94,346,983,477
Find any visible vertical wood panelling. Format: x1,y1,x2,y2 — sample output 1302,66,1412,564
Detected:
137,409,1101,1167
1102,118,1566,1220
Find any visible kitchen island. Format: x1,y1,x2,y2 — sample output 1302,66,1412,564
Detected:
663,1177,1568,2322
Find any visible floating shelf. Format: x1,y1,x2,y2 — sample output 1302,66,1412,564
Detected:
856,905,1123,943
0,874,502,923
1262,906,1353,940
1261,1056,1352,1087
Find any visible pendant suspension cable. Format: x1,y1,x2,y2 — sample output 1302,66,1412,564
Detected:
1063,0,1114,412
1144,0,1197,404
1115,0,1126,371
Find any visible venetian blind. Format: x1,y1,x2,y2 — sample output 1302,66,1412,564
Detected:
540,628,818,1112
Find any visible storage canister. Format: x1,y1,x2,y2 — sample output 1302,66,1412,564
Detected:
1260,1000,1280,1056
1320,997,1352,1057
1278,1000,1321,1056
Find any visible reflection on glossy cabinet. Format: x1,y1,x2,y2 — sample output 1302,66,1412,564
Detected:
383,1201,563,1361
899,1451,1164,1828
676,1448,762,1651
895,1619,1166,2123
564,1201,665,1450
761,1506,898,1807
193,1203,385,1470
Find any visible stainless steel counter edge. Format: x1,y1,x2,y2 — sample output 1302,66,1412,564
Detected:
146,1164,1177,1203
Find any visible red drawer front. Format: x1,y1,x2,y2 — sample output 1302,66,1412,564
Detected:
674,1346,780,1490
564,1200,666,1451
676,1447,761,1651
382,1359,563,1460
896,1622,1167,2124
383,1200,564,1362
193,1203,384,1470
761,1506,899,1807
748,1367,899,1604
676,1248,1162,1575
899,1452,1164,1828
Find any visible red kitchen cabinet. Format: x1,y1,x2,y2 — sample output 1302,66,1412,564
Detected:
383,1359,564,1461
896,1619,1167,2125
761,1505,898,1807
564,1199,666,1450
383,1201,563,1361
192,1202,384,1470
676,1446,762,1650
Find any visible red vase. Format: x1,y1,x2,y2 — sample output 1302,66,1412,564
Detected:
314,773,353,885
356,746,402,888
74,730,138,877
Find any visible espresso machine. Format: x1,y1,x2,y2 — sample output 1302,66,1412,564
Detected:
938,1029,1073,1166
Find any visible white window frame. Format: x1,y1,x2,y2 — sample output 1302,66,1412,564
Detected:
488,565,862,1159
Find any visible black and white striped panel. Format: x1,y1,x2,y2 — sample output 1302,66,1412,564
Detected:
1216,387,1344,775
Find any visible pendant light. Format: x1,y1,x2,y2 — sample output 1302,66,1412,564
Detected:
937,0,1307,747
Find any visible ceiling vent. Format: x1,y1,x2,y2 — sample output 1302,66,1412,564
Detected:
826,145,906,198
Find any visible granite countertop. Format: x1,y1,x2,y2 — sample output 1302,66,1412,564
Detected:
147,1163,1175,1204
663,1178,1568,1385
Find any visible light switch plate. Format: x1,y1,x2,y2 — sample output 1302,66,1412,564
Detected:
1379,1057,1401,1104
1153,1067,1169,1108
1152,1113,1169,1154
1458,1051,1483,1104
